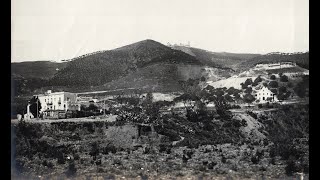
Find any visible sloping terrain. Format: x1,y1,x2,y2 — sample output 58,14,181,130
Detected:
171,45,260,69
207,77,256,89
49,40,202,87
12,61,68,79
237,52,309,71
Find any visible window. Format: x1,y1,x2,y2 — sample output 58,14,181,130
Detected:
263,97,265,100
45,99,46,102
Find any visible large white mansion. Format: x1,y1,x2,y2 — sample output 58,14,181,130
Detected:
36,90,80,113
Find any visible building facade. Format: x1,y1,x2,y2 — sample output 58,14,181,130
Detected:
36,90,80,113
254,87,278,103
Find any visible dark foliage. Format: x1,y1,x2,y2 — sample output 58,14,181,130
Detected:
268,81,278,88
270,75,276,80
65,161,77,177
280,74,289,82
28,96,42,118
294,75,309,98
243,94,255,104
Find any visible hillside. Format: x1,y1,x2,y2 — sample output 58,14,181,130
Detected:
237,52,309,71
49,40,203,88
171,45,260,69
11,61,68,79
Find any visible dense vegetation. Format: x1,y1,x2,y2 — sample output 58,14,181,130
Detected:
258,104,309,175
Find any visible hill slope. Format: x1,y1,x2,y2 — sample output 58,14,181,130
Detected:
236,52,309,71
171,45,260,69
11,61,68,79
49,40,203,87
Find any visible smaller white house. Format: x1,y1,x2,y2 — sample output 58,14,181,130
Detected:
254,87,278,103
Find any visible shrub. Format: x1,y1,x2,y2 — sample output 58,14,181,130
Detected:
288,82,294,88
207,161,217,169
74,153,80,160
241,119,248,127
240,83,248,89
244,78,253,86
270,75,276,80
247,111,257,119
278,86,287,94
221,155,227,163
268,81,278,88
285,156,304,176
57,152,65,164
89,142,100,157
243,94,255,104
251,155,259,164
253,76,262,86
244,87,253,94
65,162,77,177
280,75,289,82
102,145,117,154
263,82,268,87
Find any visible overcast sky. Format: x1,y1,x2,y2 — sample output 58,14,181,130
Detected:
11,0,309,62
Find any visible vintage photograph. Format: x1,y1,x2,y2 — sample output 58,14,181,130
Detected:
11,0,309,179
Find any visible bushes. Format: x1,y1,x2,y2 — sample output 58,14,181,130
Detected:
243,94,255,104
244,78,253,86
89,142,100,157
65,161,77,177
280,75,289,82
270,75,276,80
102,144,117,154
244,87,253,94
294,76,309,98
253,76,263,86
268,81,278,88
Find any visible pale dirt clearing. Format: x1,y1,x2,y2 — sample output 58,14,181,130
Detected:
206,76,256,89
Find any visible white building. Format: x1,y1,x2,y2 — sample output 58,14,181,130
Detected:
254,87,278,103
254,62,297,70
35,90,80,113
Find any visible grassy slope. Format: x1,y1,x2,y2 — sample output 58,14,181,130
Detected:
237,53,309,71
171,45,260,70
49,40,202,87
12,61,68,79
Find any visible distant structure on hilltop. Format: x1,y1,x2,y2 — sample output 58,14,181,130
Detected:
266,52,307,55
254,62,297,70
167,41,191,47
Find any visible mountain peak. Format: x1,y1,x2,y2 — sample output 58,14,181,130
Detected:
114,39,168,51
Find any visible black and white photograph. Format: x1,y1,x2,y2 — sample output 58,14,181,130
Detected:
11,0,309,179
